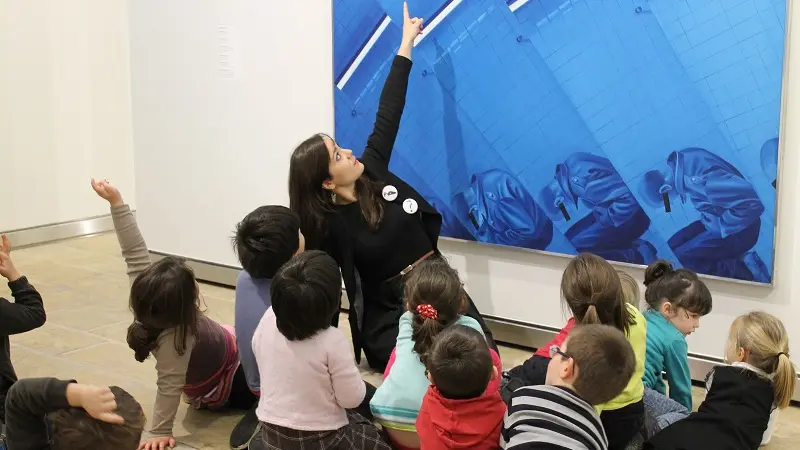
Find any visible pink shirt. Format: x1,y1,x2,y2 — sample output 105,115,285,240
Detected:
253,308,366,431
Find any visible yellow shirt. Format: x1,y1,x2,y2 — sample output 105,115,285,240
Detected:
596,303,646,412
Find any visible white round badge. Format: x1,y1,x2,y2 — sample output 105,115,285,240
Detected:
402,198,419,214
382,185,398,202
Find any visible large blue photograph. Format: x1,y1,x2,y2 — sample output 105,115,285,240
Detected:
333,0,785,284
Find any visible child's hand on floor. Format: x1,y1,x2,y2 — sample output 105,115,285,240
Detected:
0,235,21,282
138,435,177,450
91,178,124,207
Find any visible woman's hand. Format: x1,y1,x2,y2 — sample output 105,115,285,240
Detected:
138,436,177,450
399,2,423,59
91,178,124,207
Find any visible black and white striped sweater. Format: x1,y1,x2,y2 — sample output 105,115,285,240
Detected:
501,385,608,450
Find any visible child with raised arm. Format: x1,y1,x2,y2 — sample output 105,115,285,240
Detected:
91,179,256,450
0,233,47,422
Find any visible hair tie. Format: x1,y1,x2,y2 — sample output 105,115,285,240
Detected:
777,352,788,358
416,304,438,320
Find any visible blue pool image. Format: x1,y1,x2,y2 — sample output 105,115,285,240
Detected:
333,0,785,283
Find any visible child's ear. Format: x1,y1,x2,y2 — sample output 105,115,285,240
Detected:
490,366,499,381
460,296,467,313
660,301,674,316
427,371,434,384
563,358,576,381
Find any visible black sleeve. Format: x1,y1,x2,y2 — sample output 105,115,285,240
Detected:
360,55,413,168
0,277,46,335
6,378,74,450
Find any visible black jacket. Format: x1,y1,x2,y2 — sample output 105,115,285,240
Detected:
5,378,72,449
0,277,47,421
646,365,774,450
321,56,442,362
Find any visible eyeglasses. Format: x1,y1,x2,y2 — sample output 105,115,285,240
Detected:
549,345,572,360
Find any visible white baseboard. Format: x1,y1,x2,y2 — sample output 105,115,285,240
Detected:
3,215,114,249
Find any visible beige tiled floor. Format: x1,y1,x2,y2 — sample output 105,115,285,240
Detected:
6,233,800,449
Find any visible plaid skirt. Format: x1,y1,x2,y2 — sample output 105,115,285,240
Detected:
250,411,391,450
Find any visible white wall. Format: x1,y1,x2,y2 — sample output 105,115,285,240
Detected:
130,0,800,363
0,0,135,232
129,0,331,266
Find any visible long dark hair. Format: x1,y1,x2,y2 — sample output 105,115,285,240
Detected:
288,134,384,248
561,253,634,336
126,257,199,362
404,259,466,364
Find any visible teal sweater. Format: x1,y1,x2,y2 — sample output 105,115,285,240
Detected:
642,310,693,410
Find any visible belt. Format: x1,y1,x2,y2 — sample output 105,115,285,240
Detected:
387,250,435,282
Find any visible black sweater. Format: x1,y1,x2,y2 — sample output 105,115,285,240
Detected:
321,56,444,362
0,277,46,422
646,365,774,450
5,378,73,449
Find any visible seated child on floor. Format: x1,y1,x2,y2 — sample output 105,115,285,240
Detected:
251,250,389,450
640,260,712,437
370,259,499,450
502,254,646,450
91,179,256,450
417,325,505,450
230,205,304,449
646,311,796,450
502,324,636,450
0,234,47,423
5,377,145,450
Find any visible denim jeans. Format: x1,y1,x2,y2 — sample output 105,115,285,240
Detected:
643,388,689,438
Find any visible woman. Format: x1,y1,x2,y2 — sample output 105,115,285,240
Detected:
288,2,496,372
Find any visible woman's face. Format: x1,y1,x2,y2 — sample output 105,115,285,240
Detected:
323,137,363,190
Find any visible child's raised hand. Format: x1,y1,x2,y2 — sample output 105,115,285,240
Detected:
1,234,11,255
0,235,20,282
91,178,124,207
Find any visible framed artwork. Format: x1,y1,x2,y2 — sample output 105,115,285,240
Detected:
333,0,785,284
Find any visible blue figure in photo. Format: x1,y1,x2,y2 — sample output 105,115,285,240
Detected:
452,169,553,250
761,138,779,189
548,152,657,264
642,148,770,282
426,195,476,241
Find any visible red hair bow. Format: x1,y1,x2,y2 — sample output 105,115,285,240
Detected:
416,304,438,320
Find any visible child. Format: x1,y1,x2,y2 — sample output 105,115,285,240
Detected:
646,311,796,450
0,233,47,424
417,325,505,450
641,260,712,436
503,254,646,450
502,324,636,450
618,270,641,308
5,377,145,449
251,250,389,450
91,179,256,449
230,205,304,449
370,258,497,449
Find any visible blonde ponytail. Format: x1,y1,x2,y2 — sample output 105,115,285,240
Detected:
773,352,796,409
727,311,796,409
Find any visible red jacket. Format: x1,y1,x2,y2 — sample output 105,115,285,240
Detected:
534,317,576,358
415,386,505,449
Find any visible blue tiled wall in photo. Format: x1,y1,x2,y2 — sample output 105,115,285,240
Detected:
333,0,785,284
